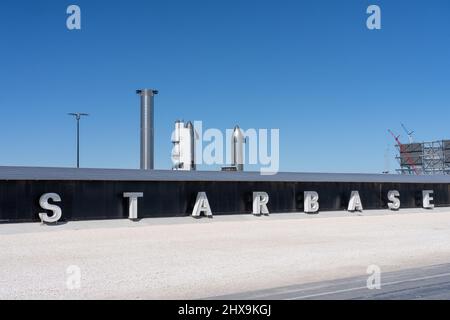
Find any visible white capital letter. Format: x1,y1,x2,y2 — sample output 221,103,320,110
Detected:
387,190,401,211
67,5,81,30
124,193,144,220
253,192,270,216
367,5,381,30
192,192,213,218
39,193,62,223
304,191,319,214
348,191,364,212
423,190,434,209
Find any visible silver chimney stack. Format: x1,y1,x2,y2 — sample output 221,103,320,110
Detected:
136,89,158,170
231,125,246,171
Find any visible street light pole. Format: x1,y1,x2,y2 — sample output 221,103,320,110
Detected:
68,113,89,168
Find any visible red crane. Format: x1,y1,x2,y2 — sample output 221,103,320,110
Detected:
388,129,419,175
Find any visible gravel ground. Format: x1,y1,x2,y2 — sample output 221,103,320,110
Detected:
1,209,450,300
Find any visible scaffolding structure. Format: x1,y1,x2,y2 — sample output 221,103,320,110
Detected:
396,140,450,175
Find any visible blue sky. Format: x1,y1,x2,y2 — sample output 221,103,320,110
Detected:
0,0,449,173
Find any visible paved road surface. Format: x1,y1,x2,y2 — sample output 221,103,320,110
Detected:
1,208,450,299
211,263,450,300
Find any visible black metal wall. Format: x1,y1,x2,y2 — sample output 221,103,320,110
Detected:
0,180,449,223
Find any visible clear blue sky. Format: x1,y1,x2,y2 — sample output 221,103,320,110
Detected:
0,0,449,173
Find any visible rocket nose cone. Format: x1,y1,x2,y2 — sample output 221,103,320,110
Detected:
233,126,245,140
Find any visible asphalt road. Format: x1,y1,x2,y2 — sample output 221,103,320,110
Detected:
210,263,450,300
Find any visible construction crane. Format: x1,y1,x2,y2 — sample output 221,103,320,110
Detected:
388,129,419,175
401,123,415,144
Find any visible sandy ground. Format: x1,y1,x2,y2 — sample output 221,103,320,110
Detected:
1,209,450,300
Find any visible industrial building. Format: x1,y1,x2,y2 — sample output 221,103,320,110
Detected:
396,140,450,175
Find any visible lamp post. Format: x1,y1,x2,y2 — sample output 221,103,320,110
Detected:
68,113,89,168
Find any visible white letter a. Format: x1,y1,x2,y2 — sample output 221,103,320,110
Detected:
192,192,213,218
67,5,81,30
366,5,381,30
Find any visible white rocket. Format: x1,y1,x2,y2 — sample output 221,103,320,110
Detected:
172,121,198,171
231,125,246,171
